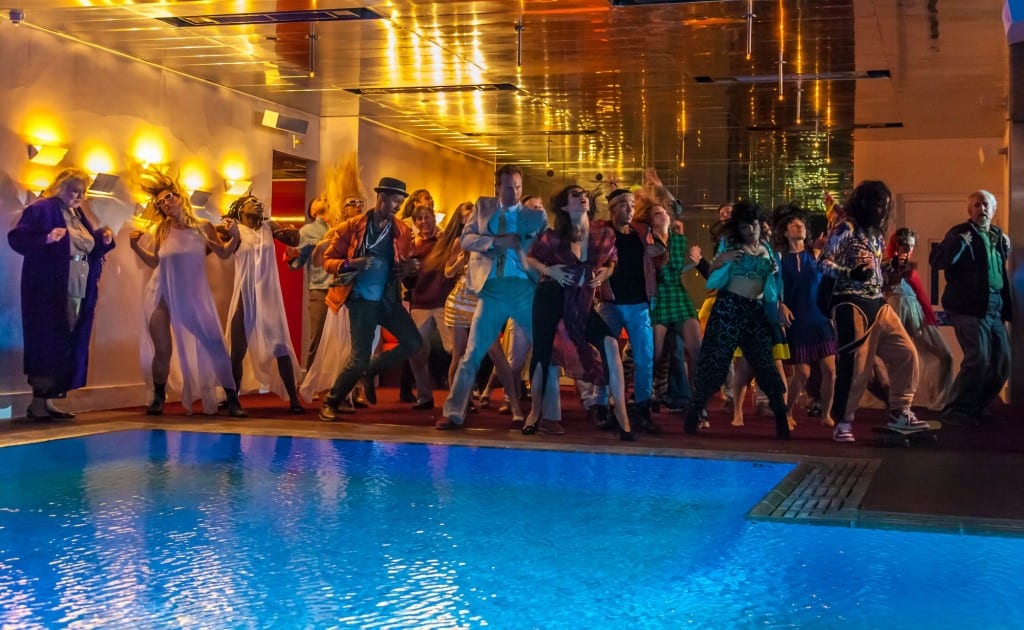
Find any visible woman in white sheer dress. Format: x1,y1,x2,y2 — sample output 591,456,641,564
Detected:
129,172,247,417
222,194,304,413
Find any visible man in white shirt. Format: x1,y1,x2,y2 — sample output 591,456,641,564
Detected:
436,165,548,429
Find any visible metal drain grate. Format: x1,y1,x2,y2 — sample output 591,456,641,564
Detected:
748,458,880,525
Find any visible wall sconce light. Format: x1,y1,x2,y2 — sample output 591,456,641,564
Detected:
190,190,212,208
87,173,119,197
225,180,252,196
27,143,68,166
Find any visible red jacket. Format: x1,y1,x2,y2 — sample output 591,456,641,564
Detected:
322,212,413,311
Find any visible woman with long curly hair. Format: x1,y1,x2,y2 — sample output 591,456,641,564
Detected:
819,180,925,442
129,171,246,417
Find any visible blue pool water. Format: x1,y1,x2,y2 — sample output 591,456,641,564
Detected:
1,431,1022,628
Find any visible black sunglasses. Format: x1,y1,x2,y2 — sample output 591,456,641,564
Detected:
569,189,587,199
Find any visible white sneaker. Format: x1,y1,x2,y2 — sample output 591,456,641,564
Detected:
888,408,928,430
832,422,855,443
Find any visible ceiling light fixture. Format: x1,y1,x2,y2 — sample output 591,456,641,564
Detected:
157,8,383,28
745,0,754,59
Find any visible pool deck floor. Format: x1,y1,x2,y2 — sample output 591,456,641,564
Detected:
3,387,1022,537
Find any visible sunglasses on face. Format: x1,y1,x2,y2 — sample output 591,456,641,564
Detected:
344,200,365,207
569,189,587,199
155,191,178,208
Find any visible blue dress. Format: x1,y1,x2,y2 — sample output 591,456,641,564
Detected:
779,250,837,364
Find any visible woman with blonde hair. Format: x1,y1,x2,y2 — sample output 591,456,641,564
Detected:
8,168,115,420
129,171,246,417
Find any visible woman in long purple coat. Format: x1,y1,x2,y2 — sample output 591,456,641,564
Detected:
8,168,115,420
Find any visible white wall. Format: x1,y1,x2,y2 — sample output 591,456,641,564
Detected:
855,135,1010,397
855,136,1007,226
0,25,494,418
356,119,494,217
0,26,318,415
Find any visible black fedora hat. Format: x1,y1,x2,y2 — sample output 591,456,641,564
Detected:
373,177,409,197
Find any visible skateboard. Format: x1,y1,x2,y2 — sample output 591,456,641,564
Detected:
871,420,941,447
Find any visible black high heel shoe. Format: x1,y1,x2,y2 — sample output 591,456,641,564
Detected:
619,429,635,442
521,420,538,435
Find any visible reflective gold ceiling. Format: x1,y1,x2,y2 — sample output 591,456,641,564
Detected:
11,1,1009,204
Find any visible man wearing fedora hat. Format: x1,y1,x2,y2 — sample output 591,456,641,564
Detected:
317,176,423,421
436,164,548,429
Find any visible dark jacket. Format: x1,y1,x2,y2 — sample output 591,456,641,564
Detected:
929,220,1011,321
594,219,667,303
7,196,115,394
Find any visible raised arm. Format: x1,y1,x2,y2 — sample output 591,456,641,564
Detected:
129,230,159,268
269,219,300,247
929,226,970,270
204,219,239,259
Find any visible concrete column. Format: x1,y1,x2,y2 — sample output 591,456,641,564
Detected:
1008,42,1024,404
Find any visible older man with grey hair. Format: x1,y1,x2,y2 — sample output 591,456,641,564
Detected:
930,189,1012,425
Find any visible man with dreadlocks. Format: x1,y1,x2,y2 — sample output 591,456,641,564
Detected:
222,194,304,413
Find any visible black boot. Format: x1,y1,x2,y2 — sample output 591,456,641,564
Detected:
588,404,615,431
684,406,700,435
224,389,248,418
146,383,166,416
632,401,662,434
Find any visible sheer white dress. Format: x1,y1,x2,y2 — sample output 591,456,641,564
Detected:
140,226,235,414
227,222,300,400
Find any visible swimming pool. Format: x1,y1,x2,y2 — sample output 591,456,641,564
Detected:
1,430,1021,628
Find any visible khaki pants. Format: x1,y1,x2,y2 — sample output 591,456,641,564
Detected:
832,302,918,424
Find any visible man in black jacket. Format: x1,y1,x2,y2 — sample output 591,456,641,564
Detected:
930,190,1012,425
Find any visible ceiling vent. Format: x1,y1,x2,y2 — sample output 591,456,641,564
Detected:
748,122,903,132
345,83,518,96
610,0,705,5
158,8,383,28
694,70,892,84
461,129,598,137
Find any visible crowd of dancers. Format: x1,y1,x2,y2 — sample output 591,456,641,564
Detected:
10,165,1013,443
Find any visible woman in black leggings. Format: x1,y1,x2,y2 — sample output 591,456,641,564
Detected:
523,184,633,440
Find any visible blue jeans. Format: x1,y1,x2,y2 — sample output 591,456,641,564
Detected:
594,301,654,404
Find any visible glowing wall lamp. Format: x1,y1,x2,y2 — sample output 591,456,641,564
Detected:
27,143,68,166
189,190,212,208
225,179,252,196
87,172,120,197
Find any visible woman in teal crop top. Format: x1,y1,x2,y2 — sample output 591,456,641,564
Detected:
685,200,791,439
